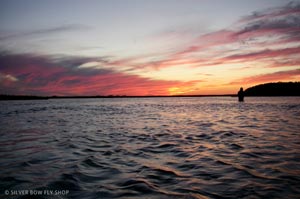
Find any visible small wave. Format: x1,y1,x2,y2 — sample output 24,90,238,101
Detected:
47,173,82,191
218,131,236,137
117,178,157,195
194,133,213,140
156,142,178,149
170,148,191,158
154,132,172,138
151,167,183,178
241,151,261,158
229,143,244,150
139,146,165,154
81,157,103,168
177,163,200,171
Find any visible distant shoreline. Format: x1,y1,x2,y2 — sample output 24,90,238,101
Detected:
1,81,300,101
0,94,235,101
1,94,300,101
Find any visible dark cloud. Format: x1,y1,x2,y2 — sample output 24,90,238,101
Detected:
235,1,300,44
236,15,300,36
240,1,300,22
0,52,114,95
0,52,112,76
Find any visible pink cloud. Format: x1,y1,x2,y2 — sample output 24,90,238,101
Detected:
139,2,300,71
32,73,200,96
175,30,237,57
0,53,200,96
222,46,300,62
229,69,300,85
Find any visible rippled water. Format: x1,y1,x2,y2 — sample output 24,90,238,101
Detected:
1,97,300,199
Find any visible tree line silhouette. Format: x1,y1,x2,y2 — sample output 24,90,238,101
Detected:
244,82,300,96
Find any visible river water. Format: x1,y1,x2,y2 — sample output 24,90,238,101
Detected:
0,97,300,199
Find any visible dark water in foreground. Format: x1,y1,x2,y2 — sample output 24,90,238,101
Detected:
0,97,300,199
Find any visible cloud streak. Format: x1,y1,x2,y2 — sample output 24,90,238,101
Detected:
221,46,300,63
0,24,90,41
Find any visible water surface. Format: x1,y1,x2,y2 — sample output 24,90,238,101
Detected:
1,97,300,198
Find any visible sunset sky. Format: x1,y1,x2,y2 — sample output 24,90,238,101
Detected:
0,0,299,96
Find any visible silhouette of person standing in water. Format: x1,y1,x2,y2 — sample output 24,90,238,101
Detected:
238,87,244,102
